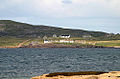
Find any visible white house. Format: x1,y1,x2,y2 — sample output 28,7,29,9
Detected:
59,35,70,38
44,40,59,43
53,34,57,37
44,40,50,43
44,40,52,43
44,39,74,43
59,40,74,43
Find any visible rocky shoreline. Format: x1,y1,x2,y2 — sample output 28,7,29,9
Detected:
31,71,120,79
21,43,106,48
0,43,119,48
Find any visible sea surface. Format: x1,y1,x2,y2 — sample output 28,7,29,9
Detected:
0,48,120,79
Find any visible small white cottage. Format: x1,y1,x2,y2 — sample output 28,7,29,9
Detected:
59,35,70,38
59,40,74,43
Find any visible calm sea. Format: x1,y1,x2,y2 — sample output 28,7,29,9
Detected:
0,48,120,79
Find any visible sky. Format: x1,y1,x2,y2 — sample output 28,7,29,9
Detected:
0,0,120,33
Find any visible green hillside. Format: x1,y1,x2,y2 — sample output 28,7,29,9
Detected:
0,20,108,38
0,20,120,47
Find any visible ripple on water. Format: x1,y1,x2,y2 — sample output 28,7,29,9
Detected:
0,48,120,79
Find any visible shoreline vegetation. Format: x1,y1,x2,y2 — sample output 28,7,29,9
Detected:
0,37,120,48
21,43,106,48
0,36,120,48
31,71,120,79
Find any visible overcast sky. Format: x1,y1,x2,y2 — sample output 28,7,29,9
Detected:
0,0,120,33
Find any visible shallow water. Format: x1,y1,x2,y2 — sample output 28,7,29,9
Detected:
0,48,120,79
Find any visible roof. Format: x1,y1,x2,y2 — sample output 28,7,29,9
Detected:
60,35,70,36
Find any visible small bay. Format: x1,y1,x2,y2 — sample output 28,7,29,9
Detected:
0,48,120,79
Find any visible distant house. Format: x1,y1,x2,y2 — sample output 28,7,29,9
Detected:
43,39,74,44
60,40,74,43
44,40,59,43
43,36,47,39
59,35,70,38
44,40,51,43
53,34,57,38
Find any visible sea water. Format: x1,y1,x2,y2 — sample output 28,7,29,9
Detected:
0,48,120,79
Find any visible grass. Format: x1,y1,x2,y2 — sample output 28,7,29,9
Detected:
46,38,120,47
0,36,120,47
22,38,43,46
46,71,107,77
95,40,120,47
53,42,75,45
0,36,28,47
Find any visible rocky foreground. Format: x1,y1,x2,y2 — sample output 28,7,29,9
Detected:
31,71,120,79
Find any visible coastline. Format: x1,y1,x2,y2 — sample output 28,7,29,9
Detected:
21,43,106,48
0,43,119,49
0,46,20,48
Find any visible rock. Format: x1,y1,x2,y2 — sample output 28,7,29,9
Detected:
31,71,120,79
85,76,98,79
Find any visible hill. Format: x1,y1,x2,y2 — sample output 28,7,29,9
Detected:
0,20,108,38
